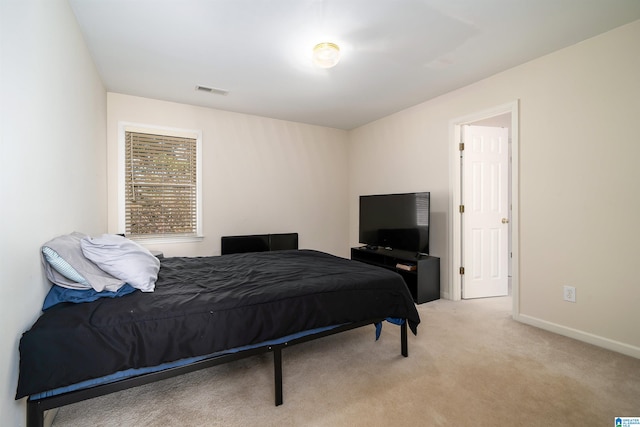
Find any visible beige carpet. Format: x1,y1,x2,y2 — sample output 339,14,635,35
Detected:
51,297,640,426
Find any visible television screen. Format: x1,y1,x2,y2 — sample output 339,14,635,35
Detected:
359,192,430,254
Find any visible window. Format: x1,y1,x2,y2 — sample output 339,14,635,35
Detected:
119,124,202,242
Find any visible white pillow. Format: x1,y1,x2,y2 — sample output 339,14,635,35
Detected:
41,232,125,292
80,234,160,292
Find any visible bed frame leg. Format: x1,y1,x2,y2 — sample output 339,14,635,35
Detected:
273,346,283,406
401,321,408,357
26,399,44,427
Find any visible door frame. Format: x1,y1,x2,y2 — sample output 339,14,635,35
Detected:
448,101,520,316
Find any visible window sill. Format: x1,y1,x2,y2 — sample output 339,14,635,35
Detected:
129,235,204,245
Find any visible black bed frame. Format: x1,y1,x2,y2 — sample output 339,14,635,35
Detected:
26,319,408,427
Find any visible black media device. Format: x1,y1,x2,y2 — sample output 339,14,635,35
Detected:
359,192,430,254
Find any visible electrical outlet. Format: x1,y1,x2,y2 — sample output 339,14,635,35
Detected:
563,285,576,303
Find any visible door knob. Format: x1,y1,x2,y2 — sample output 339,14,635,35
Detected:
502,218,509,224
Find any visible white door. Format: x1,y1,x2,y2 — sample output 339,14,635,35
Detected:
461,125,509,299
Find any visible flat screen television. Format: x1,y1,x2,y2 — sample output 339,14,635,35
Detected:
359,192,430,254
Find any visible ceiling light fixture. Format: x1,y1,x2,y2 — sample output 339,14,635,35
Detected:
312,42,341,68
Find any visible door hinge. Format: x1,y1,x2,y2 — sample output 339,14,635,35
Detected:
459,142,464,151
459,205,465,213
459,266,465,275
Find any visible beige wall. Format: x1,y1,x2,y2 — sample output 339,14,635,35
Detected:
107,93,350,258
349,20,640,356
0,1,107,424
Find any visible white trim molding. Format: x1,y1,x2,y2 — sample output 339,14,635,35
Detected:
516,313,640,359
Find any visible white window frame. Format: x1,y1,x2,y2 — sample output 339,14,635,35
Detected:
118,122,203,244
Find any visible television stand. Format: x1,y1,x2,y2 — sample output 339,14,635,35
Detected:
351,246,440,304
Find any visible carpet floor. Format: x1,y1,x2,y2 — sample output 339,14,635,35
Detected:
51,297,640,426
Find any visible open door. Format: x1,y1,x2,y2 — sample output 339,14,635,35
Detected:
461,125,509,299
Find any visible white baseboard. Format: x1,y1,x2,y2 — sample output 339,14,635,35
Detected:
515,313,640,359
44,408,58,427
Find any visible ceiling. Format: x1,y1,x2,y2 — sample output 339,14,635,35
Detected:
69,0,640,130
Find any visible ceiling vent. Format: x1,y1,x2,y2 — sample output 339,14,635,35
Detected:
195,85,228,96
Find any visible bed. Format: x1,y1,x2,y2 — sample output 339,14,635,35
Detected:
17,241,420,427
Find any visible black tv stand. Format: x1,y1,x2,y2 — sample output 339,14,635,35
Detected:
351,246,440,304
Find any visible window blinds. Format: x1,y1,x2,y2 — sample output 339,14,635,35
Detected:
125,131,198,237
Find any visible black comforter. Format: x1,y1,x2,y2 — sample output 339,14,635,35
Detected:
17,250,420,399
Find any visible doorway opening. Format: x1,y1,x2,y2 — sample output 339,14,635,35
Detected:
449,101,519,317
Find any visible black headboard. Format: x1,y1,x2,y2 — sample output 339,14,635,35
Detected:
221,233,298,255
